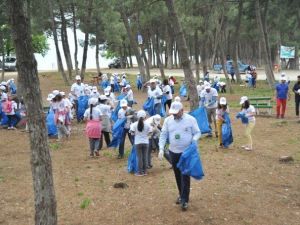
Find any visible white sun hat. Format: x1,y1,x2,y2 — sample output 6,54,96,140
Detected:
240,96,248,105
120,99,128,107
52,90,60,96
75,75,81,80
125,84,131,89
137,110,147,119
88,97,98,106
220,97,227,105
47,93,55,101
169,101,183,114
174,96,181,102
153,114,161,124
99,95,108,100
204,83,211,90
59,91,65,96
149,79,156,83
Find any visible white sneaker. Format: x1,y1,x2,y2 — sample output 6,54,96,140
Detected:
245,147,252,151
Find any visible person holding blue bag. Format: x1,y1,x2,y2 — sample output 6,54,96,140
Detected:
159,101,201,211
136,74,143,91
216,97,230,148
146,79,163,115
130,110,152,176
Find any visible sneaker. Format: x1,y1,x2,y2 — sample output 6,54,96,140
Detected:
181,202,188,211
90,152,94,157
241,145,247,149
147,165,153,169
134,173,144,177
117,155,123,159
143,172,148,176
10,127,16,130
95,151,100,157
175,197,182,205
7,127,12,130
207,134,213,138
245,147,252,151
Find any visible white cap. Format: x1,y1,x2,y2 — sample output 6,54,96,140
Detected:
137,110,147,119
52,90,60,96
120,99,128,107
104,90,110,96
204,83,211,90
220,97,227,105
125,84,131,89
149,79,156,83
280,75,287,81
75,75,81,80
240,96,248,105
169,101,183,114
47,93,55,101
199,80,204,84
219,82,226,86
59,91,65,96
1,93,8,100
174,96,181,102
88,97,98,106
106,86,112,91
92,86,98,92
0,85,6,91
1,81,7,86
99,95,108,100
153,114,161,124
88,86,93,90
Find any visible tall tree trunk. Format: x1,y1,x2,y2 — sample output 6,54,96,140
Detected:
211,10,225,68
141,44,151,80
80,0,93,80
8,1,57,225
95,36,100,74
58,1,73,80
120,10,146,81
194,30,200,83
128,45,133,68
0,33,5,81
232,0,243,83
166,25,173,69
200,41,208,75
155,33,165,79
174,42,178,68
255,0,275,88
48,0,69,85
71,2,79,74
165,0,198,110
146,32,152,68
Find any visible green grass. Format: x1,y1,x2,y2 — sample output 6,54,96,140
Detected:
74,177,79,182
80,198,91,209
77,192,84,196
0,176,4,183
49,142,61,151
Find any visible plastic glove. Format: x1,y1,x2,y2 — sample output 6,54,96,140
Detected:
158,150,164,160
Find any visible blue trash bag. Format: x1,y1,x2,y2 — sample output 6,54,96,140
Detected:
212,82,219,92
101,80,109,90
114,81,120,92
77,95,89,121
189,107,211,134
143,97,155,116
0,104,8,125
222,113,233,148
176,142,204,180
109,118,127,148
236,112,249,124
127,145,138,173
179,84,187,97
160,95,167,117
10,83,17,94
46,109,57,136
136,77,143,89
111,95,125,122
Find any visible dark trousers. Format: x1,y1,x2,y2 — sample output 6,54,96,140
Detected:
296,96,300,116
7,114,19,127
169,151,191,203
136,143,148,174
99,131,111,150
74,99,80,122
118,128,133,156
111,84,115,92
164,99,172,111
230,73,235,83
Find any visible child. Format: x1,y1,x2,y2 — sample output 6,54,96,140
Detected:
130,110,152,176
84,98,102,157
216,97,229,148
55,94,70,140
124,85,134,107
117,99,134,159
239,96,255,151
2,94,19,130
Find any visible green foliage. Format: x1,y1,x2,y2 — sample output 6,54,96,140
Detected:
49,142,61,151
80,198,91,209
32,34,49,56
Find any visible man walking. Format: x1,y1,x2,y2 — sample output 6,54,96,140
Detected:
147,79,163,115
159,101,201,211
275,75,290,119
71,75,85,122
293,75,300,121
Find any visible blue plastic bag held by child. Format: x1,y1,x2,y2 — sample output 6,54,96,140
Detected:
0,103,8,126
160,95,167,117
77,95,89,121
109,118,127,147
111,95,125,122
189,107,211,134
179,84,187,97
236,112,249,124
114,80,120,92
127,145,138,173
222,112,233,148
143,97,155,116
46,108,57,136
177,142,204,180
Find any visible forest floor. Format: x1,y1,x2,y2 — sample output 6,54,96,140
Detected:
0,72,299,225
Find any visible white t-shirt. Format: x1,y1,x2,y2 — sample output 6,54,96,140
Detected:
147,86,163,104
121,78,127,87
197,85,204,97
84,107,102,121
242,105,256,122
96,104,111,116
63,98,73,109
118,107,132,129
90,92,100,99
6,101,18,115
200,88,218,108
71,83,85,99
110,77,114,84
125,89,134,101
169,79,174,86
130,121,152,145
163,85,172,100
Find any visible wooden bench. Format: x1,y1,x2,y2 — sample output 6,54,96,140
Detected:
248,97,272,115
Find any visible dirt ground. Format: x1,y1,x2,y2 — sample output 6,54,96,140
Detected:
0,73,299,225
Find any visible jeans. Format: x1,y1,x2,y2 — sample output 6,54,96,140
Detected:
118,128,133,157
276,98,287,118
89,138,100,153
154,103,162,115
169,151,191,203
295,96,300,116
7,114,19,128
164,99,172,111
136,144,148,174
99,131,111,150
128,100,134,107
110,84,115,92
74,99,80,122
